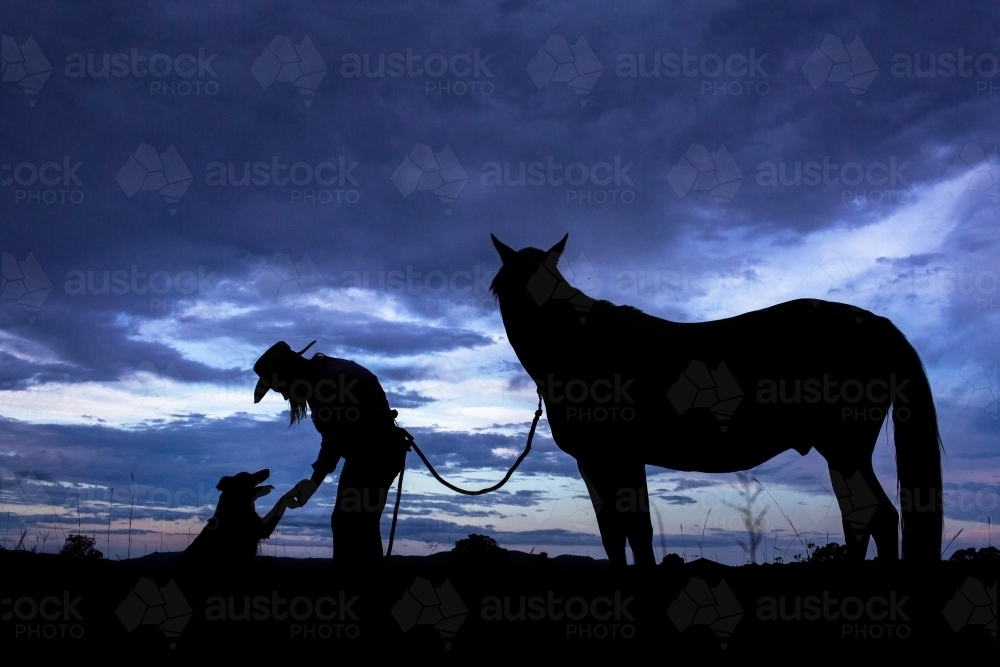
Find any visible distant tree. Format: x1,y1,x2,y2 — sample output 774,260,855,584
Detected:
660,553,684,568
453,533,509,564
60,534,103,560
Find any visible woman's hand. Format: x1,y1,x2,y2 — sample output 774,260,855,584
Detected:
281,479,318,508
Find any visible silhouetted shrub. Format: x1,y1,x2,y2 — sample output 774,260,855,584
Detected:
805,542,847,563
60,534,103,560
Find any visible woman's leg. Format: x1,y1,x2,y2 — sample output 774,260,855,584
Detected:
332,435,407,570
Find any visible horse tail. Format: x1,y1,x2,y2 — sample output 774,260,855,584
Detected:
891,327,943,561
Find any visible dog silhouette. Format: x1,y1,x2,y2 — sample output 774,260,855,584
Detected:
173,469,284,572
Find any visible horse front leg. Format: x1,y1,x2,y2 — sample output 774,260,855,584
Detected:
578,460,655,568
579,461,627,568
622,462,656,568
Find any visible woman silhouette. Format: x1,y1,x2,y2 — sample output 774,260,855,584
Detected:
253,340,408,569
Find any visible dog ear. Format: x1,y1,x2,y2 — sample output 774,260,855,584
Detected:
216,476,233,492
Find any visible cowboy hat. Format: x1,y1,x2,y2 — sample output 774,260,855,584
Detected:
252,340,316,403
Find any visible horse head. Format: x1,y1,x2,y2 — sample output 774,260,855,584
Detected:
489,234,595,313
490,234,564,296
490,234,599,381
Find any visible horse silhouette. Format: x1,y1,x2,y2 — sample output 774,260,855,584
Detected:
490,234,943,566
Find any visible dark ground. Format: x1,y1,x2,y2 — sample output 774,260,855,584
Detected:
1,547,995,657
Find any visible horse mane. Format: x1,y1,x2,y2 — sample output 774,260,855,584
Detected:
488,263,514,299
490,259,648,318
607,302,644,315
587,299,644,315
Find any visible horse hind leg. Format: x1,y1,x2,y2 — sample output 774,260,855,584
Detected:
579,460,655,569
828,463,899,561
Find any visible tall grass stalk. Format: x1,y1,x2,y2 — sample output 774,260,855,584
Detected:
697,508,711,560
127,473,135,559
941,528,963,558
107,487,114,560
754,477,808,556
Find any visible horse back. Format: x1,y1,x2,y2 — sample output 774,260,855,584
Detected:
537,298,902,470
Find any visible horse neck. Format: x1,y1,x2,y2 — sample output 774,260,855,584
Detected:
499,291,587,378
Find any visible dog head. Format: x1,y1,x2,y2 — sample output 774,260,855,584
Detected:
173,469,276,575
216,469,274,503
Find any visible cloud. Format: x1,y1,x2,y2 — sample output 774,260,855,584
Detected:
654,493,698,505
665,477,725,491
386,388,437,408
2,0,997,555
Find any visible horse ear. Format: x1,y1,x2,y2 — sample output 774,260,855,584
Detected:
491,234,518,264
547,234,568,257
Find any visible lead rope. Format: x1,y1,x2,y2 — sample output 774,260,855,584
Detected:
386,394,544,560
